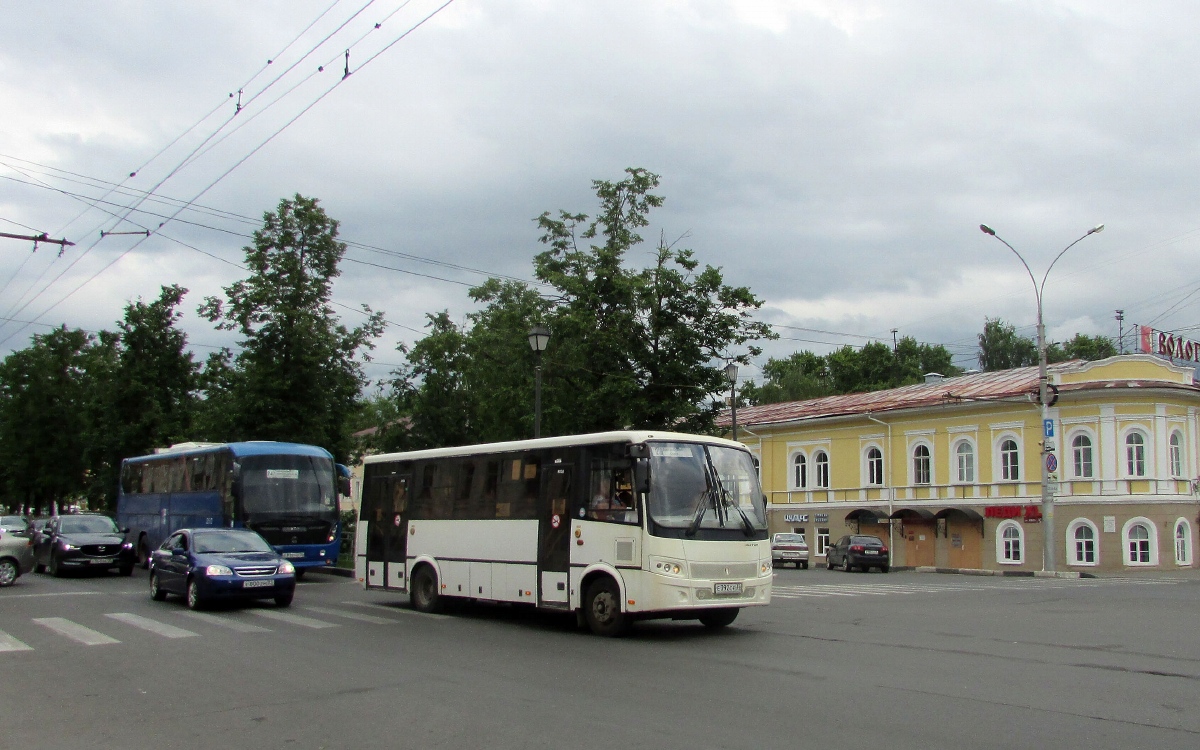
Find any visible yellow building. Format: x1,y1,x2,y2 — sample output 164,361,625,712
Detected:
724,355,1199,573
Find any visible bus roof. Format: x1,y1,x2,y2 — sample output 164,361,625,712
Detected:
123,441,334,463
362,430,748,465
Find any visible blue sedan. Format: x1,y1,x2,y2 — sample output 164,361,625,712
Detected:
149,528,296,609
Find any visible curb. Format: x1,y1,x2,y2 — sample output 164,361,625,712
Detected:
914,566,1092,579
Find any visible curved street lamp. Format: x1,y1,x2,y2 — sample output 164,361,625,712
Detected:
979,223,1104,572
527,325,550,438
724,362,739,442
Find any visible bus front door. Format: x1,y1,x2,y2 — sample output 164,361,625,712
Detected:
365,474,410,589
538,462,573,608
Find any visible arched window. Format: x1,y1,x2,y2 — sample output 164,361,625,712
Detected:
1125,431,1146,477
1068,520,1098,565
814,451,830,488
866,447,883,486
1000,439,1020,481
1169,431,1183,478
913,444,931,485
955,441,975,483
1176,519,1193,566
998,521,1023,564
793,454,807,489
1125,520,1155,565
1071,434,1093,479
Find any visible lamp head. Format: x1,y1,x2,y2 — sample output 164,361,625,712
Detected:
724,362,738,385
527,325,550,353
1089,224,1104,235
979,224,996,236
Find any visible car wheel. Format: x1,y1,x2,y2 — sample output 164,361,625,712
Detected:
186,578,204,610
149,571,167,601
409,565,443,614
274,593,294,608
119,563,134,577
698,608,739,629
0,558,18,587
880,565,890,574
843,557,852,572
583,577,629,637
137,539,150,570
800,561,808,570
49,554,62,578
825,557,834,570
35,562,46,574
293,569,306,581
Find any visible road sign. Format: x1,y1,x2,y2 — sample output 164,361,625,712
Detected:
1045,453,1058,473
1043,419,1055,438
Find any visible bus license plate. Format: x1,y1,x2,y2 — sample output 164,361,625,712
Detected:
714,582,742,595
243,580,273,588
90,558,114,565
282,552,305,559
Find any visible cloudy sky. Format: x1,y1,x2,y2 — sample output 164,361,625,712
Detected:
3,0,1199,387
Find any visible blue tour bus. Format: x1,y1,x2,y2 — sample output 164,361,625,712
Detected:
117,442,350,577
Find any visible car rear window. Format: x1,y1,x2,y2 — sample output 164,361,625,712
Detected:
774,534,806,544
851,536,883,545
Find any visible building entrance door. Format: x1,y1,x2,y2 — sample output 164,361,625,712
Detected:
904,521,936,567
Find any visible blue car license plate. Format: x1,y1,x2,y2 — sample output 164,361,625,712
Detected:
243,580,272,589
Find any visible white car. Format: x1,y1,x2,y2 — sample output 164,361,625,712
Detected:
771,532,810,569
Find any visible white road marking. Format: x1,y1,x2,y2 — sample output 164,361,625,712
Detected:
0,631,33,652
32,617,119,645
0,591,100,600
104,613,199,639
248,609,339,629
302,605,399,624
176,611,272,633
341,600,451,620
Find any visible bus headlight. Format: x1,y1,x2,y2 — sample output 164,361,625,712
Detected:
205,565,233,577
327,527,338,543
761,560,772,575
649,557,687,578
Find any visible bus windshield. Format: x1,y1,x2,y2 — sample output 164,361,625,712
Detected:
239,455,337,519
646,442,766,535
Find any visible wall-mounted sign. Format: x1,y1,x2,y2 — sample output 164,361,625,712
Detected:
784,514,809,523
815,513,829,523
985,505,1043,522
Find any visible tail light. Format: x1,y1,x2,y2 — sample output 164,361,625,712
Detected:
850,545,864,552
881,547,888,554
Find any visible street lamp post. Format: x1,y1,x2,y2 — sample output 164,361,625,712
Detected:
980,223,1104,572
724,362,739,441
527,325,550,438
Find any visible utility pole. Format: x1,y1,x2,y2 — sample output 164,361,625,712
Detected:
1115,310,1125,354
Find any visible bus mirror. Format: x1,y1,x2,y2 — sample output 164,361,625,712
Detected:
338,476,352,497
625,444,649,459
632,458,650,494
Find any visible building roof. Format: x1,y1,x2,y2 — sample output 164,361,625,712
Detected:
720,357,1200,429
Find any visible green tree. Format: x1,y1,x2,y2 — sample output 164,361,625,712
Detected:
199,194,384,460
1063,333,1117,361
85,285,199,509
0,327,102,514
978,318,1038,370
741,351,832,404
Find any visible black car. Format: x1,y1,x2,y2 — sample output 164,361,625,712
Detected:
826,534,890,573
149,528,296,610
32,514,135,577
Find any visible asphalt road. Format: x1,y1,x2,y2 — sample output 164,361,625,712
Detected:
2,565,1197,749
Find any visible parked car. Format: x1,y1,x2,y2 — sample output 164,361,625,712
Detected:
32,513,135,577
826,534,890,573
0,527,36,587
1,515,29,534
149,528,296,610
771,532,810,569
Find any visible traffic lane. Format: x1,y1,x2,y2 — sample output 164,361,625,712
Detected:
4,572,1197,749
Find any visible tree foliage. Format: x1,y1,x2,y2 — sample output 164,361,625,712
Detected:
978,318,1117,371
199,195,383,461
742,337,959,405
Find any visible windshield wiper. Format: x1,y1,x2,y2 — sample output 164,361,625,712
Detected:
685,485,716,537
703,449,757,538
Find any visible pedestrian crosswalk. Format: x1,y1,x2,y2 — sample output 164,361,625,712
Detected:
770,576,1188,600
0,601,418,654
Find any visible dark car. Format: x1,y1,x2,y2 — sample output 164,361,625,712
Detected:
32,514,135,577
826,534,890,573
149,528,296,610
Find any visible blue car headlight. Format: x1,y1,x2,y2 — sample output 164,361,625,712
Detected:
205,565,233,577
277,560,295,575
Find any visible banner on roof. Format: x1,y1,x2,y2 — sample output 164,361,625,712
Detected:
1138,325,1200,364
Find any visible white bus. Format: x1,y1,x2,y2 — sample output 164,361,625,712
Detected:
356,431,771,635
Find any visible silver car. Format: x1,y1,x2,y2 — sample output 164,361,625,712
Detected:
771,532,810,569
0,527,36,587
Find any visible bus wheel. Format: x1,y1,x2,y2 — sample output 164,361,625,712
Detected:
410,565,443,614
583,578,629,637
698,608,739,629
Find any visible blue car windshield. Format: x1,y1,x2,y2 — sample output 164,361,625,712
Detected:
194,531,273,554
